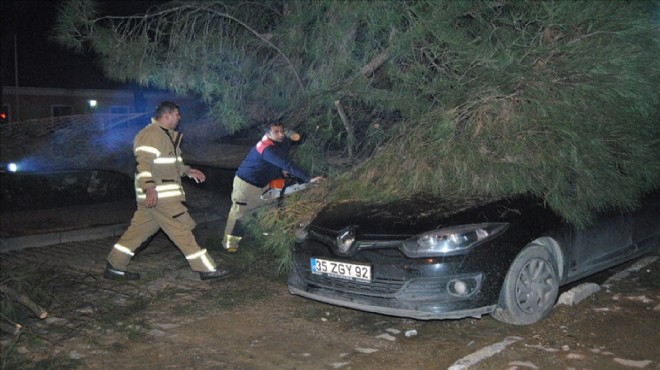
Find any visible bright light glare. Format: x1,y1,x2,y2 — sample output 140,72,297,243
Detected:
453,280,467,294
8,163,17,172
88,100,98,108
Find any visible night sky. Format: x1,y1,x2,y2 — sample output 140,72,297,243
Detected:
1,0,159,90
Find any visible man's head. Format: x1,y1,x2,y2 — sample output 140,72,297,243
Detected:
265,122,300,142
265,122,286,142
155,101,181,129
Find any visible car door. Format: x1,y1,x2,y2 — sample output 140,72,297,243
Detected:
567,211,634,280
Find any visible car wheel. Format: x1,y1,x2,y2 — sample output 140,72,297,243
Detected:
491,243,559,325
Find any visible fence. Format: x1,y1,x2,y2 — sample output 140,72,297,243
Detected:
0,113,149,139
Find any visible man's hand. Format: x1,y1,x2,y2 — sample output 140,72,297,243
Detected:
145,187,158,208
186,168,206,183
310,176,326,184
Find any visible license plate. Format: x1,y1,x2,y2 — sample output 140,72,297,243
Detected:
310,258,371,282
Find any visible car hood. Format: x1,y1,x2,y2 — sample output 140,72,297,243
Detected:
309,195,552,238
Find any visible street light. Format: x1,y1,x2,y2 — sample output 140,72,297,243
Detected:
88,100,98,112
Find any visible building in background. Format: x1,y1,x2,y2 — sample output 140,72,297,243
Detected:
1,86,205,124
0,1,207,125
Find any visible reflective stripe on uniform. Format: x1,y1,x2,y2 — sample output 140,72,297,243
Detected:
113,243,135,256
158,190,183,199
154,157,177,164
135,146,161,156
186,249,215,271
156,184,182,192
135,194,183,201
135,183,183,199
136,171,153,180
135,183,180,192
135,183,182,192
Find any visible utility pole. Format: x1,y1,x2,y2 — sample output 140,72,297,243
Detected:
14,33,20,122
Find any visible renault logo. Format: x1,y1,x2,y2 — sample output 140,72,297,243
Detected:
336,226,357,255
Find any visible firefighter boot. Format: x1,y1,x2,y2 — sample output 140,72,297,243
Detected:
199,263,232,280
222,234,242,253
103,263,140,281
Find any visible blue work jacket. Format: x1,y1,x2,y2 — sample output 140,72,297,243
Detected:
236,135,310,188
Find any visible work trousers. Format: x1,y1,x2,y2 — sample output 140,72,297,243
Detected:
224,176,269,236
107,201,217,272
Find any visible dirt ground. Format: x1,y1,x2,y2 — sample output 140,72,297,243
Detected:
1,230,659,370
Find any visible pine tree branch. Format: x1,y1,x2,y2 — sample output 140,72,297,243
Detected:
0,320,22,336
334,100,354,158
0,284,48,319
359,49,391,76
73,2,305,90
204,8,304,89
567,30,615,45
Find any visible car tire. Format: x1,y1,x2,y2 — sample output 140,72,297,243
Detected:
491,243,559,325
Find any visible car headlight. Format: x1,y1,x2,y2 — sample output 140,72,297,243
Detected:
401,223,508,257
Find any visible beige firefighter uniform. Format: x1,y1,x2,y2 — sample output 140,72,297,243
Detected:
222,176,270,251
107,119,217,272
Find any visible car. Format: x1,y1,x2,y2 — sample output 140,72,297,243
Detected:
287,191,660,325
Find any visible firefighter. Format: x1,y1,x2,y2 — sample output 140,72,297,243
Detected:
105,101,231,281
223,122,324,252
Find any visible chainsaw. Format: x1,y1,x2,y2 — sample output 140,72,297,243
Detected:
260,177,313,201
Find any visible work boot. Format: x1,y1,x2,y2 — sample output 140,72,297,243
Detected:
199,264,232,280
103,263,140,281
222,234,242,253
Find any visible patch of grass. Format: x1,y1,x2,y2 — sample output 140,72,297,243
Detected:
169,274,279,317
208,275,277,310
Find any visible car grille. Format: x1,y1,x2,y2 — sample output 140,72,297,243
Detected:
298,268,405,297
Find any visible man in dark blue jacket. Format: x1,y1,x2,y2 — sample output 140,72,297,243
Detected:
223,122,323,252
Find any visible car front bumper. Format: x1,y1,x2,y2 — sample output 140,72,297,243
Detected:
287,265,497,320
